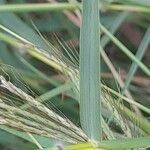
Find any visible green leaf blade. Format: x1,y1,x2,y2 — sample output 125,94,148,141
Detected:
80,0,102,141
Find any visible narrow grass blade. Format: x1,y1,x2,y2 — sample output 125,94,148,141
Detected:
103,4,150,13
101,84,150,115
28,133,43,149
122,26,150,94
115,0,150,6
99,136,150,149
0,126,56,147
80,0,101,141
101,12,129,48
100,11,141,115
0,3,80,13
21,82,72,110
100,23,150,76
40,136,150,150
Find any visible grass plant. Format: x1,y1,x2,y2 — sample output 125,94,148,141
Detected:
0,0,150,150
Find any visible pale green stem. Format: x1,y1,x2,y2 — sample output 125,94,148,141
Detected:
80,0,101,141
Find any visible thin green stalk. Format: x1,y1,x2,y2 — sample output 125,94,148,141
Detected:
115,0,150,7
122,26,150,94
101,84,150,115
103,4,150,13
80,0,101,141
1,3,150,14
100,23,150,77
0,3,80,12
28,133,43,149
115,103,150,134
100,11,141,115
0,31,63,72
21,82,72,110
0,32,20,48
18,56,60,87
101,12,129,48
0,126,52,147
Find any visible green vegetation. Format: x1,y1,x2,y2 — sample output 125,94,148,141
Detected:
0,0,150,150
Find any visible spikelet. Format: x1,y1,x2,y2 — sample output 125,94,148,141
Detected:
0,75,89,144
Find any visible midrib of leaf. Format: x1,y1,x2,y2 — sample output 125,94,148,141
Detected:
80,0,101,141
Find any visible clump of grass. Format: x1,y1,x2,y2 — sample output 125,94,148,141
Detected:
0,24,150,149
0,1,150,150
